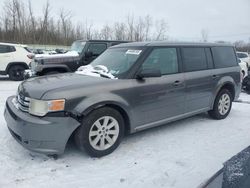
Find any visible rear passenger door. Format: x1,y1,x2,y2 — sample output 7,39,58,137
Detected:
181,47,214,112
210,46,240,97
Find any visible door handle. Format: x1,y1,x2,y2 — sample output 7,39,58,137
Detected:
173,80,181,86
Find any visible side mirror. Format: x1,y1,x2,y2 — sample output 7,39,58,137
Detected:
85,51,93,58
136,69,161,79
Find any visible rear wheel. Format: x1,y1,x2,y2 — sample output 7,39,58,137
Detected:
75,107,124,157
208,89,232,120
8,65,26,81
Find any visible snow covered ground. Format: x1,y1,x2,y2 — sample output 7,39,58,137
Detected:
0,78,250,188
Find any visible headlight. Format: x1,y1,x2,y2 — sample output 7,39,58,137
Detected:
29,99,65,116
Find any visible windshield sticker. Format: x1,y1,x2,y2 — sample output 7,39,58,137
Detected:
126,50,142,55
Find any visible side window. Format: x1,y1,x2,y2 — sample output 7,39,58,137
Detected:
87,43,107,55
212,47,237,68
182,47,207,72
237,53,248,59
0,45,15,53
142,48,178,75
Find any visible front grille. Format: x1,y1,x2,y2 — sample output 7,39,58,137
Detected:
16,94,30,112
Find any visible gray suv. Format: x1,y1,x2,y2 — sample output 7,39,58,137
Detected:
4,42,241,157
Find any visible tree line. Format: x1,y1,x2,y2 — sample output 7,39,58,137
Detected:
0,0,168,46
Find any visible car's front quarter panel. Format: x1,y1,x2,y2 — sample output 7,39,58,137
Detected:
40,79,136,128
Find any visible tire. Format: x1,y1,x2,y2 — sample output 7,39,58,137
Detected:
208,89,232,120
75,107,125,157
8,65,26,81
242,76,250,93
242,71,245,78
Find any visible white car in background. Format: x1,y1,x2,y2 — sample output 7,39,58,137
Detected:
238,59,248,79
237,51,250,67
0,42,34,81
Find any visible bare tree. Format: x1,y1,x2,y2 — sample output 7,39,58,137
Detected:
126,14,135,41
39,0,50,44
144,15,152,41
201,29,209,42
100,24,113,40
59,8,73,45
113,22,126,40
154,19,168,41
0,0,172,45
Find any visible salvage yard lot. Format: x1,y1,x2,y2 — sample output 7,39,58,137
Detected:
0,78,250,188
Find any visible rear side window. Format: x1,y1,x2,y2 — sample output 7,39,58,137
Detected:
182,47,207,72
0,45,16,53
142,48,178,75
87,43,107,55
24,47,32,53
237,52,248,58
212,47,237,68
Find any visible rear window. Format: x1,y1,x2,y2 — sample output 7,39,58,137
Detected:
237,52,248,59
23,47,32,53
212,47,237,68
0,45,16,53
182,47,207,72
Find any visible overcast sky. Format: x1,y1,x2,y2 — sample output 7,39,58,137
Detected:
2,0,250,42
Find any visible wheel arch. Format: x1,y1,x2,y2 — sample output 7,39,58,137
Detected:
211,82,236,109
6,62,29,73
77,101,132,134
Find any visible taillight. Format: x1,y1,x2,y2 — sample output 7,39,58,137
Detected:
27,54,34,59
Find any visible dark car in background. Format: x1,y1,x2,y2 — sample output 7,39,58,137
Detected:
25,40,129,77
5,42,241,157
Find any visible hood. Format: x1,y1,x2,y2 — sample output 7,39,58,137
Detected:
35,51,80,64
19,73,112,99
35,51,79,59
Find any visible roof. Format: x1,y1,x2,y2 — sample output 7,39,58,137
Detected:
74,39,131,43
0,42,27,47
112,41,234,48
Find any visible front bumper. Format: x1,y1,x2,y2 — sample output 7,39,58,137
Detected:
4,96,80,155
24,69,36,79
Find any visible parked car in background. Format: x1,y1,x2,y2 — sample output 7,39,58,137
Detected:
238,59,248,78
32,48,45,54
237,51,250,68
0,42,34,81
24,40,129,78
4,42,241,157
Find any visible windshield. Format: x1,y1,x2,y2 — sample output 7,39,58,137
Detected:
71,41,86,54
90,47,144,78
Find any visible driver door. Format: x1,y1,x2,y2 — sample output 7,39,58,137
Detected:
83,43,107,65
130,47,186,130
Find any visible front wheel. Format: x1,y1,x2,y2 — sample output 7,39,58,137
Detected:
75,107,124,157
8,65,26,81
208,89,232,120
